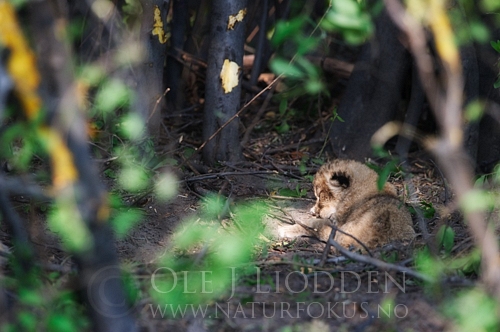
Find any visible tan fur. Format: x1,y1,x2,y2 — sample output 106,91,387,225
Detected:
310,159,415,249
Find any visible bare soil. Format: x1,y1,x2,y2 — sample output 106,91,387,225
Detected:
0,97,471,332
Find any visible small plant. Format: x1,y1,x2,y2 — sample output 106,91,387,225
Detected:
277,183,307,198
149,196,268,311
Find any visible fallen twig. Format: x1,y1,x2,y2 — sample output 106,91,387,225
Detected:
326,232,432,282
184,170,278,182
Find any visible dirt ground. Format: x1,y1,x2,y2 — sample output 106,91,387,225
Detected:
0,91,473,332
114,115,465,332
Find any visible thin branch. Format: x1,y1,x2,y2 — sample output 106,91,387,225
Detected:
326,229,432,282
384,0,500,299
197,76,281,152
184,170,279,182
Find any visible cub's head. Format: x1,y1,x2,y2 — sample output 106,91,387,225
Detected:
310,165,351,219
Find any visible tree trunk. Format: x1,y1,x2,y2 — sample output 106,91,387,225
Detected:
164,0,188,110
28,2,137,330
137,0,169,137
329,9,412,161
203,0,247,165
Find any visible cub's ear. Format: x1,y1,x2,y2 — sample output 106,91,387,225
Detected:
330,172,350,189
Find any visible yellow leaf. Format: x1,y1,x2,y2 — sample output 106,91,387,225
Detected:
0,1,42,119
430,11,460,71
152,5,167,44
220,59,240,93
227,8,247,30
39,127,78,190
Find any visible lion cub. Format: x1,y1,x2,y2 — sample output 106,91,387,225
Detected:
310,159,415,249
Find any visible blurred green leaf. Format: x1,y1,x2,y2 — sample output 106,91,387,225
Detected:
269,57,305,78
321,0,373,44
376,160,397,191
120,113,145,140
469,21,490,43
436,225,455,255
10,0,29,8
279,99,288,115
491,40,500,53
276,120,290,133
332,108,344,122
464,100,484,122
155,172,178,201
278,186,306,198
118,166,149,192
460,189,495,213
494,77,500,89
110,208,143,238
415,247,442,282
420,201,436,218
95,79,131,114
79,64,105,86
48,198,93,252
482,0,500,12
272,16,306,46
305,80,324,94
18,312,37,330
46,314,76,332
443,288,499,332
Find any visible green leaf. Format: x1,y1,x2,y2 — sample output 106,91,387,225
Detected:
419,201,436,218
272,16,306,46
47,314,77,332
469,22,490,43
494,77,500,89
48,199,93,252
436,225,455,255
332,0,360,16
296,36,320,55
279,99,288,115
276,120,290,133
460,189,495,213
415,247,442,282
278,186,306,198
443,289,499,332
376,161,397,191
110,208,143,238
482,0,500,12
464,100,484,122
118,166,149,192
120,113,145,140
79,64,105,86
95,79,131,114
332,107,344,122
305,80,324,94
490,40,500,53
155,172,178,201
269,58,305,78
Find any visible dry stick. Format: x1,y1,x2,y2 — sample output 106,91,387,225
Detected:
148,87,170,122
324,226,432,282
184,170,279,182
319,226,337,267
240,84,276,146
385,0,500,299
197,76,281,152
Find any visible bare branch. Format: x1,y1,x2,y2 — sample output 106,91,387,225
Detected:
385,0,500,299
